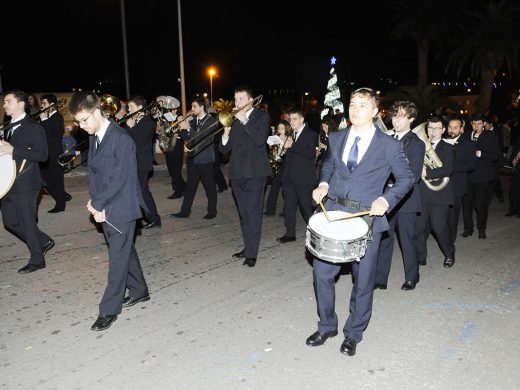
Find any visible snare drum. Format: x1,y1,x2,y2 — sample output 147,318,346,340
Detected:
0,154,16,199
306,211,371,263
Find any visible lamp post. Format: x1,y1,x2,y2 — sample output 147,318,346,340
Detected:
208,67,216,106
301,91,309,111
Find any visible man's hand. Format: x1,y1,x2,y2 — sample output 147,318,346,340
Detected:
312,184,329,204
370,197,389,216
86,199,106,222
0,141,14,156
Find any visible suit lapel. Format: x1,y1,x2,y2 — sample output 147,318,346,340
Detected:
353,129,385,174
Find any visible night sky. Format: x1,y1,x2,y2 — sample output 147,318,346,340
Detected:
2,0,430,105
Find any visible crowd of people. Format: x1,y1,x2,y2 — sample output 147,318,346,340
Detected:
1,87,518,357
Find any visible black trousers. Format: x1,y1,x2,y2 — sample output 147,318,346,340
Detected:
462,180,492,232
138,169,161,225
231,177,267,258
165,140,186,194
448,195,463,245
281,181,314,237
508,168,520,214
375,211,419,285
213,150,228,192
99,220,148,315
265,173,282,215
40,157,67,210
1,189,51,265
417,203,454,262
180,162,217,215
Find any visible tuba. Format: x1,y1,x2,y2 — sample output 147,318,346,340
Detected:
412,122,450,191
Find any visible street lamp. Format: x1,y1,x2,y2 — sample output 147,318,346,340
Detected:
301,91,309,110
207,67,217,106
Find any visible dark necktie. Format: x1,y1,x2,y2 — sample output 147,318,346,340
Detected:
293,131,298,141
5,128,12,142
95,135,101,150
347,136,360,173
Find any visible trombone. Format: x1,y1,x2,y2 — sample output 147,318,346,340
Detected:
185,95,263,152
30,98,67,119
116,101,161,125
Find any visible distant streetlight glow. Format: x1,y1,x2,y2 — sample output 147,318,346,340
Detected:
208,67,217,106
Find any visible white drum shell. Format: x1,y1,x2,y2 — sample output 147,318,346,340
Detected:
0,154,16,199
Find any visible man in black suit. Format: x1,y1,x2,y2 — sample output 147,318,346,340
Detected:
125,96,161,229
417,115,456,268
308,88,415,357
172,97,218,219
276,108,317,243
220,86,272,267
39,94,71,213
69,91,149,332
484,115,505,203
445,114,475,246
1,90,54,274
162,103,186,199
375,100,425,290
461,113,500,239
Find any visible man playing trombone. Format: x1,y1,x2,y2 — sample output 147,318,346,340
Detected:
220,86,272,267
39,94,72,213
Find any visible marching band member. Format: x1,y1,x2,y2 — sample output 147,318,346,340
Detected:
308,88,414,357
39,93,71,213
125,95,162,229
69,91,149,331
172,97,218,219
220,86,272,267
0,90,54,274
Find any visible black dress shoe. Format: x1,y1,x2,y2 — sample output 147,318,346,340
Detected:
401,280,417,291
339,337,357,356
43,239,55,256
217,188,228,193
90,314,118,331
243,258,256,267
168,192,184,199
461,229,474,237
171,212,189,218
418,259,427,265
264,212,275,216
203,213,216,220
276,235,296,243
306,330,338,347
505,212,515,217
443,257,455,268
18,263,46,274
478,231,486,239
47,207,65,213
143,222,161,229
232,249,245,258
65,193,72,202
122,294,150,308
373,283,387,290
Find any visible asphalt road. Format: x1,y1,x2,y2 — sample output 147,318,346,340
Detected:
1,160,519,390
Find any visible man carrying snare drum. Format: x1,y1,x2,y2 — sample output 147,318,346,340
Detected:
307,88,415,357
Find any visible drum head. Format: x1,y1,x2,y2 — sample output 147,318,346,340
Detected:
0,154,16,199
308,211,369,240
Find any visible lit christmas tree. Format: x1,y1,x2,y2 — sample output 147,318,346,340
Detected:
321,56,345,125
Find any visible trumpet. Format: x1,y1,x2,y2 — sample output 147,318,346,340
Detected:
30,98,67,119
185,95,263,152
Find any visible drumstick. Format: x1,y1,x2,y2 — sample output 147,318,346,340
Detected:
319,200,331,222
330,210,371,222
19,159,26,173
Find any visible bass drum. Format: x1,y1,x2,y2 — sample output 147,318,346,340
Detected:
0,154,16,199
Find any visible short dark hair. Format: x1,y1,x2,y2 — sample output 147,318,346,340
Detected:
41,93,58,104
128,95,146,108
288,108,304,117
5,90,29,111
470,112,485,122
390,100,417,119
69,91,101,116
447,113,464,126
428,114,445,127
234,85,254,99
193,96,207,112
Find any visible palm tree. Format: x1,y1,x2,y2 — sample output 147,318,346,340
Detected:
446,0,520,115
388,0,461,90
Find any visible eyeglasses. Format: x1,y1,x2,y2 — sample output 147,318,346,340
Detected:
73,112,93,126
288,116,303,122
427,126,443,131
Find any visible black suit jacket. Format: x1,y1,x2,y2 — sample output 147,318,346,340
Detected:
40,112,64,158
451,136,475,198
281,125,317,186
419,139,454,205
220,107,272,179
88,121,146,223
127,115,156,172
8,115,48,193
467,130,499,183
